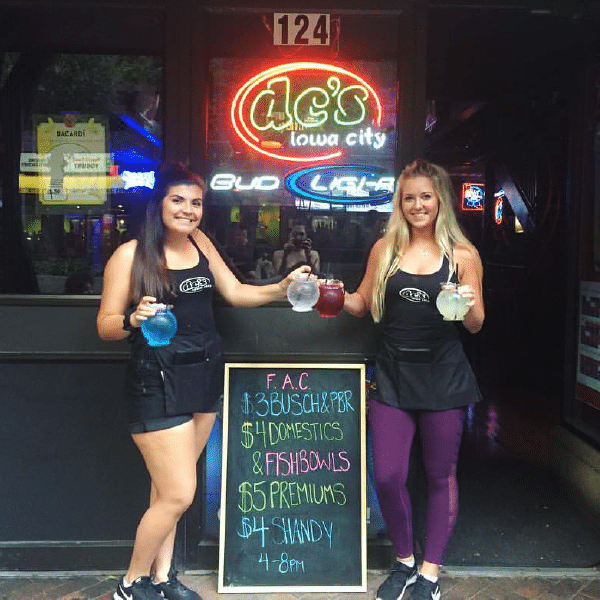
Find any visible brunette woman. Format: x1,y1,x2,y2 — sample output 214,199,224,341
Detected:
344,160,484,600
97,162,308,600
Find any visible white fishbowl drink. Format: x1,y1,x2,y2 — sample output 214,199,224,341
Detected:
436,283,470,321
287,276,320,312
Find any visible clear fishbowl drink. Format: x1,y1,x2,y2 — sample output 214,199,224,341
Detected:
435,283,469,321
287,276,320,312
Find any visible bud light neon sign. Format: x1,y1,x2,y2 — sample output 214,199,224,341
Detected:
231,62,385,162
285,165,394,204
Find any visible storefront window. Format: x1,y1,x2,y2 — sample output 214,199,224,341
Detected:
205,58,398,290
10,53,162,294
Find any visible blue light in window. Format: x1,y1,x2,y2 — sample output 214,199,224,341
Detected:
112,149,159,167
118,113,162,148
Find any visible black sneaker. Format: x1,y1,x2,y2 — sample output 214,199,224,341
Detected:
114,576,163,600
376,560,418,600
152,571,202,600
409,575,441,600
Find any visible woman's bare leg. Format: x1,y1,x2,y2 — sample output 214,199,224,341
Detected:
125,420,198,583
151,413,217,582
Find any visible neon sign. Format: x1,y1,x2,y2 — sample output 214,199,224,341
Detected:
121,170,155,190
462,182,484,211
285,165,394,204
231,62,385,162
209,166,395,205
210,173,280,192
289,127,385,150
494,191,505,225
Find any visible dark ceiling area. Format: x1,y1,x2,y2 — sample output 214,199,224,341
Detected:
423,7,600,168
427,5,600,102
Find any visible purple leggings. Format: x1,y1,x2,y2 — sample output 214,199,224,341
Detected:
369,400,465,565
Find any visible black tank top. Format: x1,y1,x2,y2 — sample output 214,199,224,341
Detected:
167,236,217,336
380,256,459,347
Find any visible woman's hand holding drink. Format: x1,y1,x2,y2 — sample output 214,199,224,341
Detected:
286,272,345,318
287,274,320,312
435,282,473,321
314,278,345,318
140,303,178,346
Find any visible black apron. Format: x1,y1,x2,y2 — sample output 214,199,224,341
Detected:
124,236,224,420
152,329,224,415
370,257,481,411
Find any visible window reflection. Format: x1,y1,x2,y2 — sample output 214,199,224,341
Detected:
205,58,398,291
9,53,162,294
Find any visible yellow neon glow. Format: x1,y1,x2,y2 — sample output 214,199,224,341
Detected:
231,62,383,162
19,175,122,205
19,174,123,190
334,85,369,126
293,86,330,128
249,77,294,132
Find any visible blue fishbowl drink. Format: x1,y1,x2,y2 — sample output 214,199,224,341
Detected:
140,304,178,346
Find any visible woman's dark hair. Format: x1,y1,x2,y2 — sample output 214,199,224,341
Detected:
131,162,206,303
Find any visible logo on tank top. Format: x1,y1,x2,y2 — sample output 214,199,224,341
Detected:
399,287,429,303
180,277,212,293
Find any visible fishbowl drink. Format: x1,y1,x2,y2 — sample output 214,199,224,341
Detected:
287,277,320,312
435,283,469,321
141,304,178,346
314,279,345,318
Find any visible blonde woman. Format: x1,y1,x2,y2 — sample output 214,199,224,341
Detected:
344,160,484,600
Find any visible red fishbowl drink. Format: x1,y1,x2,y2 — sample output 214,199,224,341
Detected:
314,279,345,318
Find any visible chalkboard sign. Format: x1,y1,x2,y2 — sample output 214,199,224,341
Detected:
218,363,366,593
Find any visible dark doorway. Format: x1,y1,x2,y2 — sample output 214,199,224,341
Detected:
420,5,600,567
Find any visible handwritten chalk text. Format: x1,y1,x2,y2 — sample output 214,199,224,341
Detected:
238,480,347,512
237,515,334,549
241,390,355,417
264,449,351,476
241,420,343,449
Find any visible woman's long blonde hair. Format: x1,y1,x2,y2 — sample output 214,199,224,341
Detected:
370,159,472,322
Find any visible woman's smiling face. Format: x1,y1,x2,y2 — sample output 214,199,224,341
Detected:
161,183,203,234
400,175,439,232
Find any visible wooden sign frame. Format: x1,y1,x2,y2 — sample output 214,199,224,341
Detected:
218,363,367,593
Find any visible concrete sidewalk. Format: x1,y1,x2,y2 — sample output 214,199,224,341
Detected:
2,568,600,600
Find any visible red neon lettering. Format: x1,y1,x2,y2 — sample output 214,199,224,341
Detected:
231,62,383,162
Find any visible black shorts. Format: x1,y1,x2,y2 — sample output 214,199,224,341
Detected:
129,414,193,434
124,340,220,430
